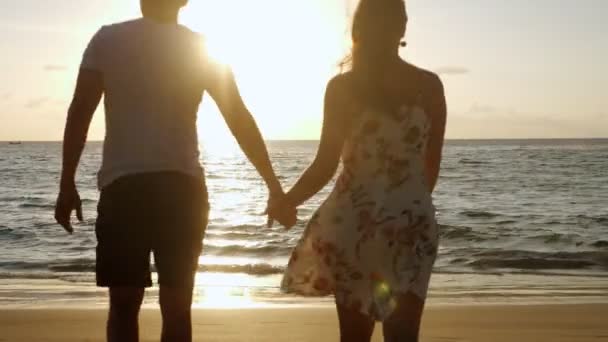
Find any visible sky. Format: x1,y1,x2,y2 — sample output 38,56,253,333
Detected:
0,0,607,142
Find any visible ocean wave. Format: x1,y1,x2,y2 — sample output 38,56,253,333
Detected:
86,262,281,277
0,260,286,278
576,214,608,225
205,174,225,180
2,196,95,207
0,261,49,270
469,250,608,270
458,159,487,165
206,224,271,234
19,203,55,209
0,227,36,240
198,263,284,275
460,210,501,218
439,225,492,242
5,262,608,281
0,195,46,202
529,233,582,244
205,231,267,240
591,240,608,248
48,260,96,272
2,251,608,280
0,271,60,280
203,244,292,256
436,266,608,278
494,220,517,225
469,258,595,270
0,259,97,273
205,226,288,240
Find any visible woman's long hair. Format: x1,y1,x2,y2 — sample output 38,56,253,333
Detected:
342,0,408,108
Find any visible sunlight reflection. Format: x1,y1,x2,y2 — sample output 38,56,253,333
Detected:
192,272,262,308
198,255,261,267
192,285,257,309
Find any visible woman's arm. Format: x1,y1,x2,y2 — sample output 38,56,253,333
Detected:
284,77,349,208
425,73,447,193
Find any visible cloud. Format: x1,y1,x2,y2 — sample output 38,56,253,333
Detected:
467,104,521,117
435,66,470,76
449,103,608,138
24,97,50,109
0,22,77,36
468,103,499,114
464,104,542,122
44,65,68,72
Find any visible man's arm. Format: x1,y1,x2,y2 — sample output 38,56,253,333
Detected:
206,66,282,196
55,69,103,233
206,65,295,227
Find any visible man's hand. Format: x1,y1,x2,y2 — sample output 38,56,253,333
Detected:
55,68,102,234
55,183,83,234
266,193,297,229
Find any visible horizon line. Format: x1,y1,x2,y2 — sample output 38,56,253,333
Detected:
2,137,608,143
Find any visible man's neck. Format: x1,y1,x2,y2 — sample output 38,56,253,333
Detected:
143,10,179,24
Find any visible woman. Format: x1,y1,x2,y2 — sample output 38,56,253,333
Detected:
269,0,447,340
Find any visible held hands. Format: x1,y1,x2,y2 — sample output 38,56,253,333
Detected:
54,181,83,234
266,191,298,229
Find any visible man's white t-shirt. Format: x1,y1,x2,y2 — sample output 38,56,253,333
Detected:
81,18,208,189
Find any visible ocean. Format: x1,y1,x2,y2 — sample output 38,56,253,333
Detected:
1,139,607,308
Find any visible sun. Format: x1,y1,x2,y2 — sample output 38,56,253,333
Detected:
182,0,347,72
181,0,350,145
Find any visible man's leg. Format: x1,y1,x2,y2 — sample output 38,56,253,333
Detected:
152,173,209,342
159,285,195,342
96,175,154,342
107,287,145,342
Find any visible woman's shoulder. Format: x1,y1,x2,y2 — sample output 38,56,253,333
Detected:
324,72,356,101
327,72,354,90
404,63,446,119
404,63,444,95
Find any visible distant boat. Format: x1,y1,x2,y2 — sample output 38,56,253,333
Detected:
8,142,22,145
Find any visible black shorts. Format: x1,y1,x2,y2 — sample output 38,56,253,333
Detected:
95,172,209,288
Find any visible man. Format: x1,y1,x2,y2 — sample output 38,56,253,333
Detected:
55,1,294,341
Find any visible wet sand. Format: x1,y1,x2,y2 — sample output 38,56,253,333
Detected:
1,304,607,341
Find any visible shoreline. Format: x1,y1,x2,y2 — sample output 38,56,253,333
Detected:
2,271,607,309
2,304,607,341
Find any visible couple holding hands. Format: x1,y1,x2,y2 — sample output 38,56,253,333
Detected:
55,0,445,341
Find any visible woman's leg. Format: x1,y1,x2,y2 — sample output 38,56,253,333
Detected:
382,292,425,342
337,303,376,342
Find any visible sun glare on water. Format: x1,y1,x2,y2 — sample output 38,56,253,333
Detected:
178,0,348,300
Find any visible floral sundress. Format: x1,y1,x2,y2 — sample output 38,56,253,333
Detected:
281,98,439,321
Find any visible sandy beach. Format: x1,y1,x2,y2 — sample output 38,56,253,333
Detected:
1,304,607,341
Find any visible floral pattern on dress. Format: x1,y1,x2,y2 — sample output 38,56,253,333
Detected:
281,103,439,321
